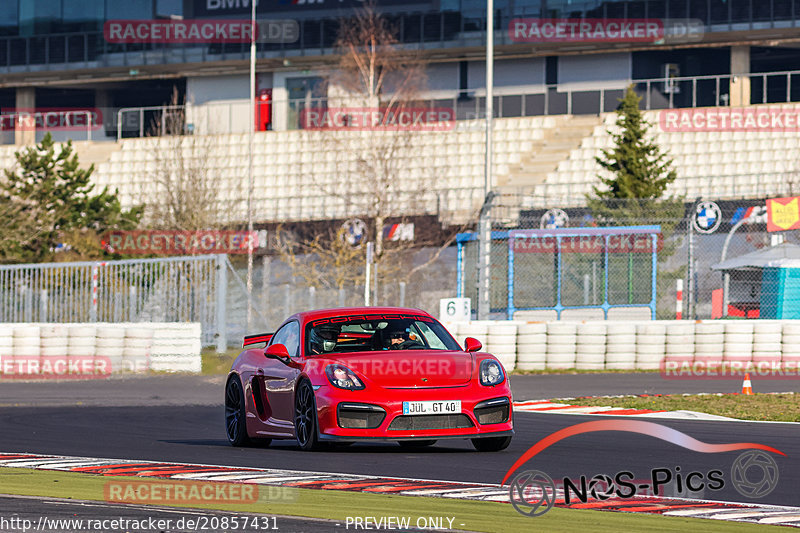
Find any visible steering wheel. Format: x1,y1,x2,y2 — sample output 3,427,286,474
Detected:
395,339,426,350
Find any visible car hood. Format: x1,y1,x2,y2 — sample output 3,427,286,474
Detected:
327,350,474,388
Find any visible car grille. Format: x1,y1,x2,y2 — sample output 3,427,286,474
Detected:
337,403,385,429
475,404,509,425
388,414,473,431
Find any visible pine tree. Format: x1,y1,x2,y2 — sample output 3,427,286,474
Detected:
1,133,142,262
588,85,683,224
587,86,685,318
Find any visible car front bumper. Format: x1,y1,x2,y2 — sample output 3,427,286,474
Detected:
314,385,514,441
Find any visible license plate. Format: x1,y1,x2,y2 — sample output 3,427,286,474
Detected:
402,400,461,416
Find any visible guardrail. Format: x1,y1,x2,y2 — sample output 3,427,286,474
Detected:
440,319,800,373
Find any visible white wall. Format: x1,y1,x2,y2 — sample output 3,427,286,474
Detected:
467,58,547,94
186,74,249,105
558,52,632,92
424,63,459,96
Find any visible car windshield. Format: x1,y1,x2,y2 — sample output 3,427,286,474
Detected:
305,314,461,355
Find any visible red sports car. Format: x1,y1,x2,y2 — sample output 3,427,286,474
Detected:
225,307,513,451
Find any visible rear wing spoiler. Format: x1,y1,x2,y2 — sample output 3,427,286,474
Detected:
243,333,273,348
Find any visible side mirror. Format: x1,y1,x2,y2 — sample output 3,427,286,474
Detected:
464,337,482,352
265,343,290,359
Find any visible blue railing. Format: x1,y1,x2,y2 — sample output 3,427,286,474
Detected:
456,225,661,320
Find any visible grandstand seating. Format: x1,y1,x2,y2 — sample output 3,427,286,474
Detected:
2,104,799,224
521,103,800,207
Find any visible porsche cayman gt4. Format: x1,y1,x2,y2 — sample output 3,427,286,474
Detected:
225,307,513,451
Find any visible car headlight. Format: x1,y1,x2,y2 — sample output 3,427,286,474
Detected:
325,364,365,390
480,359,505,386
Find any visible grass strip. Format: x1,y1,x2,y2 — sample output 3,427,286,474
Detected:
574,392,800,422
0,467,786,532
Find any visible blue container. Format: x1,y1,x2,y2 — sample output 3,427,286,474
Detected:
760,267,800,319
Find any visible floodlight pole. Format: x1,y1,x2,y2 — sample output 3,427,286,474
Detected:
477,0,494,320
246,0,257,331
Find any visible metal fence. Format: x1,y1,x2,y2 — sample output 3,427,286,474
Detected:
0,248,457,347
0,255,233,347
108,69,800,139
459,194,799,321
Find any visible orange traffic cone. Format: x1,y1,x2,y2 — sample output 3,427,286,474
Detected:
741,373,754,395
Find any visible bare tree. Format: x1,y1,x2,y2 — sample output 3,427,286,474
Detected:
275,225,365,293
277,5,474,304
144,90,243,232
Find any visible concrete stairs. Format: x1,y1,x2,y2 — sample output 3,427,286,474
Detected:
497,114,601,191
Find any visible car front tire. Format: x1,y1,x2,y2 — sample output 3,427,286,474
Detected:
294,380,321,451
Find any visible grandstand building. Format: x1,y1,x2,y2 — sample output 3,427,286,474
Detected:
3,1,800,222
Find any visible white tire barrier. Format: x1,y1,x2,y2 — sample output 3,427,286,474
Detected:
67,326,96,358
605,322,636,370
516,323,546,371
635,323,665,370
546,322,576,369
12,326,40,360
0,323,202,375
575,323,605,370
486,323,517,372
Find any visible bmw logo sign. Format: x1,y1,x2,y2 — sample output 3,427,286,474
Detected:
692,201,722,234
540,208,569,229
342,218,368,247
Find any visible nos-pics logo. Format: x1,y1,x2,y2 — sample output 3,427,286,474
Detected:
505,420,784,517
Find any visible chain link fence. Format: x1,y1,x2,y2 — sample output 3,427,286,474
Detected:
458,194,798,321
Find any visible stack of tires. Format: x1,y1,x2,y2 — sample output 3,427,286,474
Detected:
515,323,547,371
665,321,695,367
575,323,606,370
752,321,782,365
0,325,12,364
123,326,152,372
723,321,754,367
12,325,39,367
40,324,68,366
782,322,800,368
694,322,724,365
604,323,636,370
96,325,126,372
546,322,577,369
150,323,202,373
485,323,517,372
67,325,96,362
635,323,666,370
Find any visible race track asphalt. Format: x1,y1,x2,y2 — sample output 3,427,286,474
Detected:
0,374,797,508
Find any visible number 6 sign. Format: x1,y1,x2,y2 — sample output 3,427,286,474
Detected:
439,297,471,322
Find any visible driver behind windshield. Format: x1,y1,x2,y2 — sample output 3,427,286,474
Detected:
384,326,421,350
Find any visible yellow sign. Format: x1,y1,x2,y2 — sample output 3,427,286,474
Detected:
767,196,800,232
